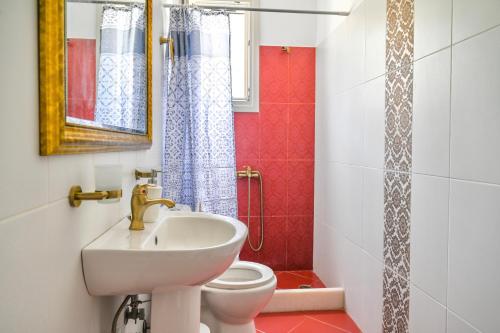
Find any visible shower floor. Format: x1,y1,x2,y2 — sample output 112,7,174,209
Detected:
274,270,326,289
256,311,361,333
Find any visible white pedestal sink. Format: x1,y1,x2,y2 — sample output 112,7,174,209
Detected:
82,210,247,333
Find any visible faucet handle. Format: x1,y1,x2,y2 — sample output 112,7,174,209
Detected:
132,183,154,195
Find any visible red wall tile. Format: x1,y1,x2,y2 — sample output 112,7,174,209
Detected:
290,47,316,104
236,46,315,270
259,103,288,160
260,47,289,103
286,216,314,270
67,38,96,121
287,161,315,216
288,104,315,160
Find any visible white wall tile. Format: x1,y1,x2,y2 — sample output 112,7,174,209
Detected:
45,199,121,332
313,222,345,287
0,0,48,220
414,0,452,59
409,285,447,333
328,87,365,165
413,48,451,178
362,76,385,169
326,163,364,246
364,0,386,80
344,2,366,90
448,180,500,333
48,155,95,203
447,311,481,333
450,27,500,185
361,253,383,333
314,160,327,225
362,167,384,262
0,208,51,332
260,0,318,47
453,0,500,43
342,239,365,326
410,174,449,304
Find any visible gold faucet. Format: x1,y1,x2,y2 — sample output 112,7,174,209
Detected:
130,184,176,231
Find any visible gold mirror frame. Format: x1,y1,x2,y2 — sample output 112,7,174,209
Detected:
39,0,152,155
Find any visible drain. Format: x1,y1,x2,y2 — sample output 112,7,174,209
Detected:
298,284,312,289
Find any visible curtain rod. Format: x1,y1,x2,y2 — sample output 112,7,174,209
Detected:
67,0,145,5
162,4,350,16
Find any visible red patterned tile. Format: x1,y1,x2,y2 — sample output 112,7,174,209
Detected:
259,104,288,160
288,271,326,288
256,312,305,333
234,112,260,162
260,46,289,103
286,216,314,270
305,311,362,333
290,317,346,333
287,161,314,216
289,47,316,104
288,104,315,160
260,160,288,216
67,38,96,120
238,216,262,262
243,216,287,270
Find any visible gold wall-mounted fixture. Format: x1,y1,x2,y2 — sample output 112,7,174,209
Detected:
69,186,122,208
281,46,291,54
160,36,175,64
135,169,162,185
130,184,176,231
236,165,261,179
236,166,264,252
38,0,153,155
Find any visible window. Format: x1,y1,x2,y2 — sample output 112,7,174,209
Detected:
189,0,259,112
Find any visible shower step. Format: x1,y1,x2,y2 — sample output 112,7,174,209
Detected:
262,287,344,313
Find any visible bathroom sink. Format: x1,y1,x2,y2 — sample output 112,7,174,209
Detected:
82,210,247,333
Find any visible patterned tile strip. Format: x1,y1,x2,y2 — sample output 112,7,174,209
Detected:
383,0,414,332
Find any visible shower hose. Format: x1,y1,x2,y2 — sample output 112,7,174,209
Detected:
245,172,264,252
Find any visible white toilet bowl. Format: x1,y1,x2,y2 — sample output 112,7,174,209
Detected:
201,261,277,333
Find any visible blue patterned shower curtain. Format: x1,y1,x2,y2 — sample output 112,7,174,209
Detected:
162,8,237,218
95,4,146,133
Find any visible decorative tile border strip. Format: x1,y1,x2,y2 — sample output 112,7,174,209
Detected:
383,0,414,332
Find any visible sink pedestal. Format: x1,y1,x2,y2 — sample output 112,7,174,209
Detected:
151,286,203,333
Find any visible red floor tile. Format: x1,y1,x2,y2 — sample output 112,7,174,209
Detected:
275,271,327,289
289,317,347,333
255,312,305,333
256,311,361,333
305,311,362,333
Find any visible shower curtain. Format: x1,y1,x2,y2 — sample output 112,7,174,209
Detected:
95,4,147,133
162,8,237,218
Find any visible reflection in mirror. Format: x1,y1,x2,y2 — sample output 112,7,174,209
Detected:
66,0,147,134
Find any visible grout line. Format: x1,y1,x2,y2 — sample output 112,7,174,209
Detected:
287,318,307,333
445,2,454,330
305,315,352,333
451,22,500,47
447,309,482,333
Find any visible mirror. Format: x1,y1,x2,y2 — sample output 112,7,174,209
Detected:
65,0,147,134
39,0,152,155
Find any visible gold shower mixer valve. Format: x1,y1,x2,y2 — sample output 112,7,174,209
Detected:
236,166,261,179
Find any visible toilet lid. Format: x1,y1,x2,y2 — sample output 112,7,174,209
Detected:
206,261,275,290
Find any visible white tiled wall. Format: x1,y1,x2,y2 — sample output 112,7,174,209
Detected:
0,0,164,331
315,1,500,332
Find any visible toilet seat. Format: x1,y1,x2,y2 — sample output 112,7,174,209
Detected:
206,261,274,290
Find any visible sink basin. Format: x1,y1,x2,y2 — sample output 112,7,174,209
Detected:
82,210,247,333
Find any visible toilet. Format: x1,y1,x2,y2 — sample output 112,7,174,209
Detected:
201,261,277,333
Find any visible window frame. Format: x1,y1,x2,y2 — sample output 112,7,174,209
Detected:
189,0,260,112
